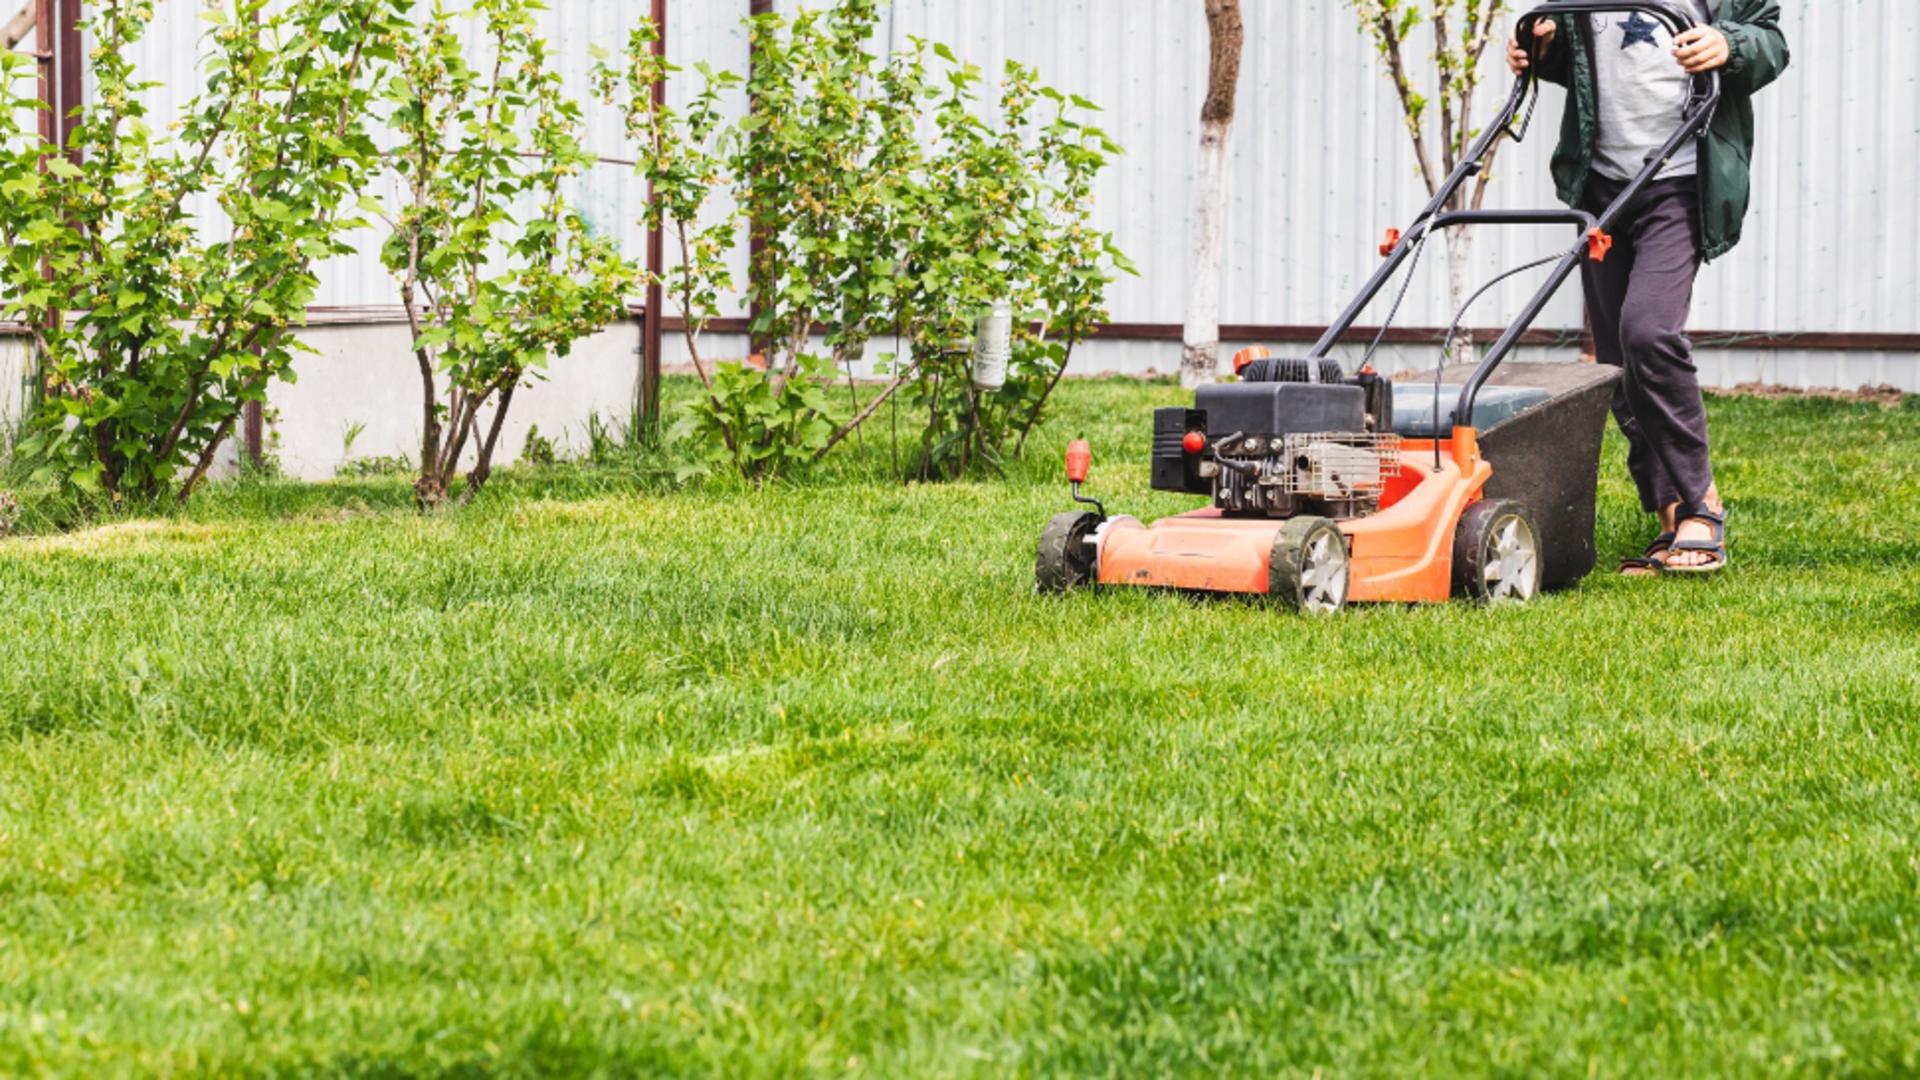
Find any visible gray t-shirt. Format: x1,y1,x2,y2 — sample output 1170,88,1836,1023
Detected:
1589,11,1697,182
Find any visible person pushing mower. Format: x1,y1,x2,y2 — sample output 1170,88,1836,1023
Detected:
1508,1,1788,574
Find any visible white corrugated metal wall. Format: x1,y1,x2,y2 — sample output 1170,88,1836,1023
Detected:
99,1,1920,346
79,1,1920,360
8,0,1913,463
868,1,1919,372
106,0,748,310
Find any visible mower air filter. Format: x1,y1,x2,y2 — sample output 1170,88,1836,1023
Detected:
1240,357,1346,385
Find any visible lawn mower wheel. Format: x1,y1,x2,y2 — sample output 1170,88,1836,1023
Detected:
1036,511,1102,593
1268,516,1350,614
1453,499,1543,603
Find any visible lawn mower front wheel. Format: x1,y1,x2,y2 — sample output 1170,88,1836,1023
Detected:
1269,517,1350,614
1453,499,1543,604
1036,511,1103,593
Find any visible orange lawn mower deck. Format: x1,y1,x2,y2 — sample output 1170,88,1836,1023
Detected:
1034,1,1718,613
1037,421,1547,613
1091,432,1499,608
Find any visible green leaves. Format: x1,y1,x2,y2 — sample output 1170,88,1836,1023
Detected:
0,0,408,504
677,354,844,479
600,0,1122,485
383,0,641,507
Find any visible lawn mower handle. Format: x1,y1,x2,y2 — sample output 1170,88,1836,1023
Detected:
1512,0,1709,55
1310,0,1721,428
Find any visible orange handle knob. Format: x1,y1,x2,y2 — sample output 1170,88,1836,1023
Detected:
1065,440,1091,484
1587,228,1614,263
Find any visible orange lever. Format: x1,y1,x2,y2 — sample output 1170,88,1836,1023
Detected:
1065,440,1091,484
1587,228,1614,263
1379,228,1402,257
1231,345,1271,375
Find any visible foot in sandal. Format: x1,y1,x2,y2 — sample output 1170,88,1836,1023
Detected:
1619,529,1676,577
1662,488,1730,573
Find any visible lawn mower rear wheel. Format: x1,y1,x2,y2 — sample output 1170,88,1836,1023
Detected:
1454,499,1542,604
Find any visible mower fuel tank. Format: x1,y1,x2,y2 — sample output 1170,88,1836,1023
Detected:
1388,384,1553,438
1194,382,1366,440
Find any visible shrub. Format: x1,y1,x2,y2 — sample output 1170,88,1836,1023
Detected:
380,0,638,510
897,54,1134,479
0,0,408,504
520,424,557,467
599,0,1128,484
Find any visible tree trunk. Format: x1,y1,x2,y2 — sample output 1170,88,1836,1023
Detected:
1,5,35,50
461,380,517,504
1445,228,1477,368
1181,0,1243,389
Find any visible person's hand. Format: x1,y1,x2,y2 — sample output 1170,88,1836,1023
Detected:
1507,18,1556,75
1673,26,1731,72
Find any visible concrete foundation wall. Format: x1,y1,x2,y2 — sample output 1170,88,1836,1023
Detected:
661,329,1920,394
275,332,1920,481
1058,340,1920,394
265,322,647,481
0,336,30,451
3,328,1913,481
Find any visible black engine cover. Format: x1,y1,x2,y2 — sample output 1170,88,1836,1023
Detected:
1194,382,1367,439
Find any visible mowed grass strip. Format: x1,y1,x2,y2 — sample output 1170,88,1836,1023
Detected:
2,379,1918,1076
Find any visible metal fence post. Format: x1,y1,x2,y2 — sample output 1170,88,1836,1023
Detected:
639,0,668,430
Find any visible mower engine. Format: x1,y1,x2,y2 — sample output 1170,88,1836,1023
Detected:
1151,357,1401,520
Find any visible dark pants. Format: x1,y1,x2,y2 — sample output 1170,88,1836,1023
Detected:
1581,173,1714,514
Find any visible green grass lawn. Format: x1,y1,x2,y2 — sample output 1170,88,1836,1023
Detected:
3,378,1919,1076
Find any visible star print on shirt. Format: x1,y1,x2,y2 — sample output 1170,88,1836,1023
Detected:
1620,11,1661,49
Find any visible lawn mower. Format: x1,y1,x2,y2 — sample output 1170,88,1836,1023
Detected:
1037,0,1719,613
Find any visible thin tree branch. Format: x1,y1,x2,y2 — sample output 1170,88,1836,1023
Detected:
1376,13,1439,197
1436,4,1456,186
811,364,920,466
1014,332,1079,457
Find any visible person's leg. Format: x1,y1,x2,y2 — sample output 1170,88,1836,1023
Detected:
1613,180,1721,567
1581,176,1679,569
1589,255,1679,516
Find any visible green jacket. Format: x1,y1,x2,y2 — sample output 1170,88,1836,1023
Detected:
1533,0,1790,262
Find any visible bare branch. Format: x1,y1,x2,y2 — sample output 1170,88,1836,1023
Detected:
1375,13,1439,197
813,366,916,463
1,4,33,50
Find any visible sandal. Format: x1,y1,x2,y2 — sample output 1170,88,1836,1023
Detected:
1665,506,1730,575
1619,530,1676,576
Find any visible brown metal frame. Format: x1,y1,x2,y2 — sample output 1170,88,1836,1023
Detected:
647,316,1920,356
636,0,668,429
31,0,51,143
10,0,79,358
33,0,76,151
746,0,773,362
7,306,1914,354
